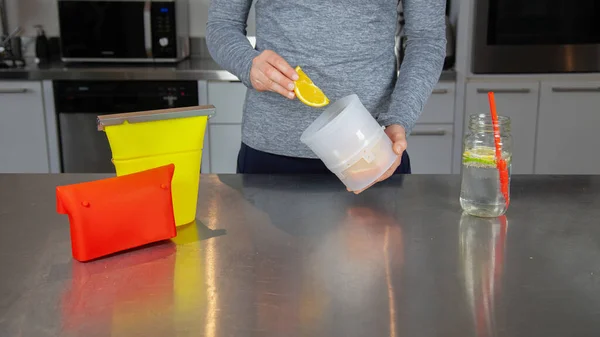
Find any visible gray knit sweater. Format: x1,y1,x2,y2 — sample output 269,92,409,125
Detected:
207,0,446,158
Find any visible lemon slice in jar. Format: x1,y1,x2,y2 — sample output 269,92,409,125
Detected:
462,147,497,167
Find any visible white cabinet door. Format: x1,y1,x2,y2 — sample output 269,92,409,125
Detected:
407,124,453,174
465,82,539,174
535,81,600,174
0,81,49,173
207,82,247,124
207,82,247,173
209,124,242,174
201,127,211,174
419,82,455,124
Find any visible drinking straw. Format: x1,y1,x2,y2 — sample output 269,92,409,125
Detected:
487,92,510,207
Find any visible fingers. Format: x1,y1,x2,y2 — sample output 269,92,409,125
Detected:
250,50,298,99
393,141,406,155
350,182,374,195
385,125,407,155
255,70,295,99
391,134,407,155
262,63,296,92
265,51,299,81
377,155,402,183
348,155,402,194
345,125,407,194
388,131,406,142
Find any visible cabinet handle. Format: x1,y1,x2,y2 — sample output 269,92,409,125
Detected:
410,130,447,136
477,88,531,94
552,87,600,93
143,2,152,57
432,89,448,94
0,88,28,94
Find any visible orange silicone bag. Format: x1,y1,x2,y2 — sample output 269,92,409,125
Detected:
56,164,177,262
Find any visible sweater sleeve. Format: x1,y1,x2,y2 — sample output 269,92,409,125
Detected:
377,0,447,134
206,0,260,88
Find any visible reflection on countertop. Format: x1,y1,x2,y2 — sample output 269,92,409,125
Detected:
3,174,598,336
459,213,508,337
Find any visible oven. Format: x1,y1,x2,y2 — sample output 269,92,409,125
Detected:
54,80,199,173
473,0,600,73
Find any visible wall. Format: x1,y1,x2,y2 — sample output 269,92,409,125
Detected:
4,0,256,37
5,0,58,36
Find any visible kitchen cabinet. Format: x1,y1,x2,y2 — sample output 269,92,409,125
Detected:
407,124,453,174
535,81,600,174
208,82,246,124
420,82,455,124
207,82,247,173
201,128,211,174
465,82,539,174
0,81,49,173
410,82,455,174
209,124,242,174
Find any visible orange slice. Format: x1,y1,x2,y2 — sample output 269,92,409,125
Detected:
294,66,329,108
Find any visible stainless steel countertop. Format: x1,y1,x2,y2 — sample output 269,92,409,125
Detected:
0,58,240,81
0,58,457,82
2,174,598,337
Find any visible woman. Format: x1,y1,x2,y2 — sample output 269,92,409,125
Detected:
206,0,446,192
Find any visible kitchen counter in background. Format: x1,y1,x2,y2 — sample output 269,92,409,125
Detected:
0,58,458,82
1,174,600,336
0,57,239,81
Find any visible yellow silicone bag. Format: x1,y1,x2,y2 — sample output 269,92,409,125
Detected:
98,106,215,226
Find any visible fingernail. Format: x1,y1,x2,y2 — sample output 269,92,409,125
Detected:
288,92,295,99
288,83,295,90
292,73,299,80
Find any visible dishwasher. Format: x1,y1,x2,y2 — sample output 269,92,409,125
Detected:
54,81,199,173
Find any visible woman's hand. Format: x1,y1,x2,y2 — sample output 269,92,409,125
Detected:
351,124,407,194
250,50,299,99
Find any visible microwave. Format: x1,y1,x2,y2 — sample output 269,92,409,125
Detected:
473,0,600,73
58,0,189,63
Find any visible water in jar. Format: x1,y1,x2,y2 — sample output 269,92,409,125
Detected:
460,146,511,217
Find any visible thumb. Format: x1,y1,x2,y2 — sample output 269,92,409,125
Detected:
393,143,404,155
392,137,406,155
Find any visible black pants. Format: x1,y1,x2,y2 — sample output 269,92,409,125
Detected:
237,143,411,174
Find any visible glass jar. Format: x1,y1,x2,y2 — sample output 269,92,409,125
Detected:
460,114,512,217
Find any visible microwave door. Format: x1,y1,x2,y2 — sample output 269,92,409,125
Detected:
59,1,150,60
